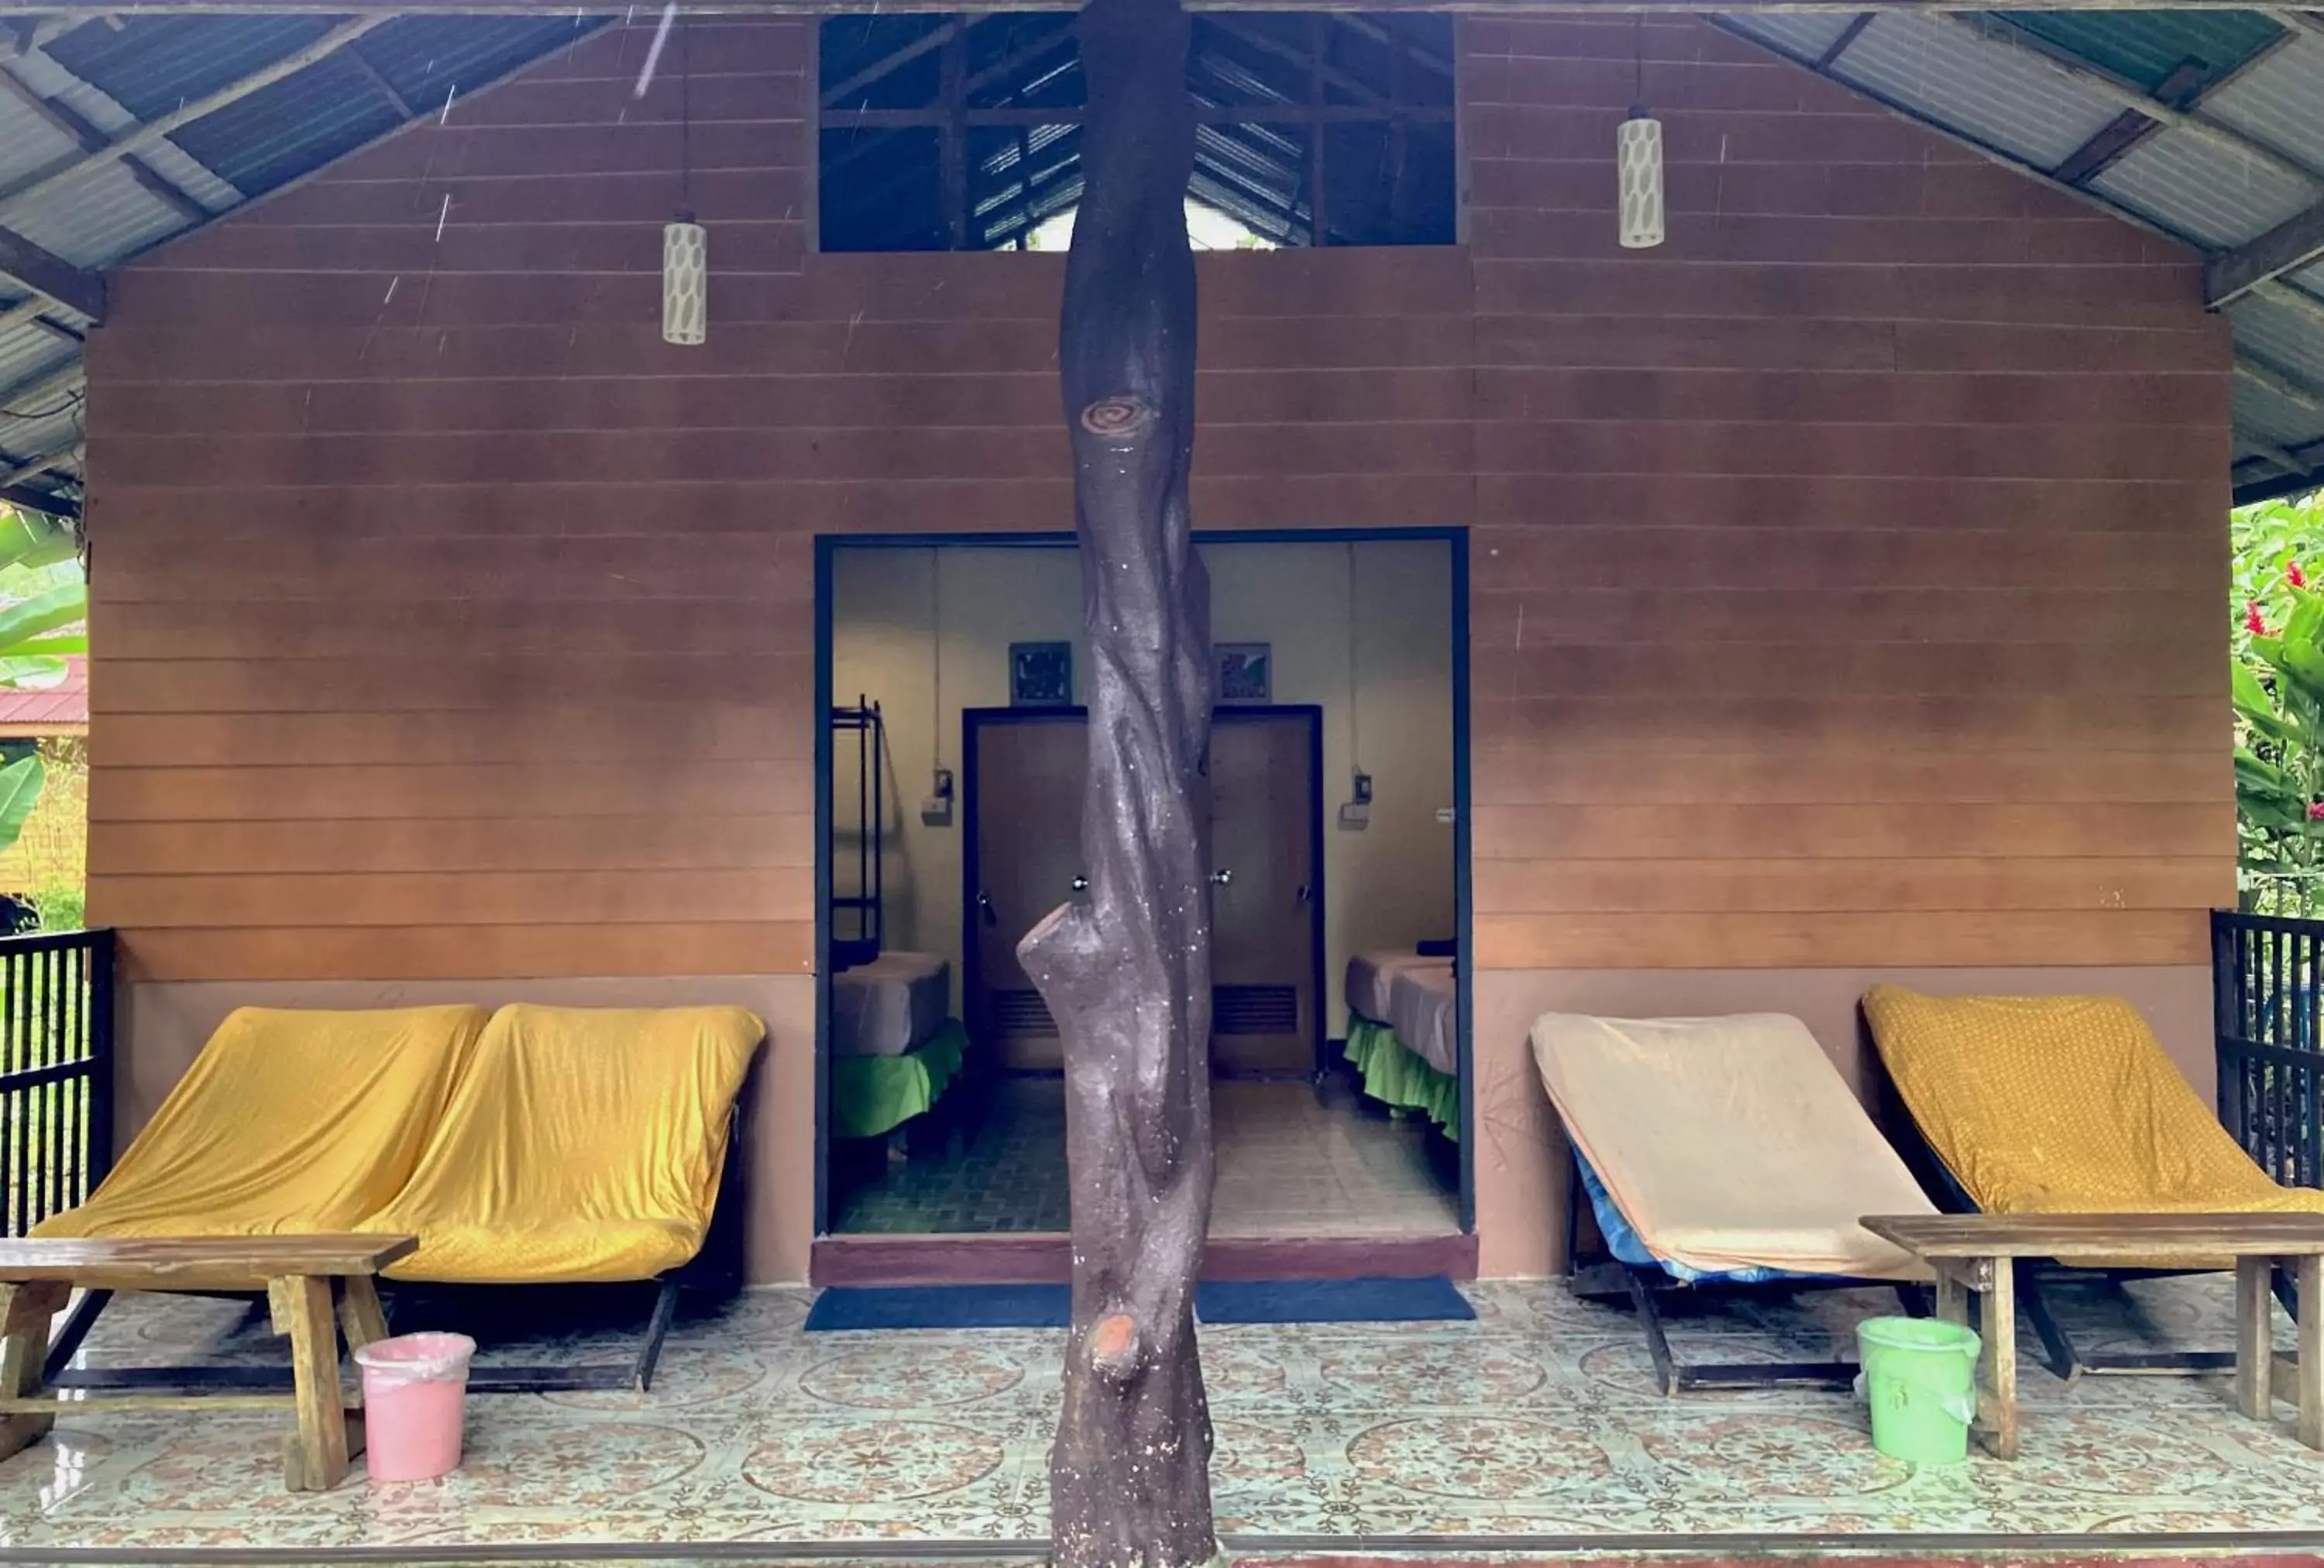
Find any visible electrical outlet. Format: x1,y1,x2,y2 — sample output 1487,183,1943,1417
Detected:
1338,801,1371,831
1352,771,1373,805
921,770,956,827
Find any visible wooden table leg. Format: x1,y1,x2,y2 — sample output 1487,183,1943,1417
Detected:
2236,1254,2276,1421
337,1277,389,1353
1974,1257,2018,1461
277,1274,349,1491
1934,1265,1967,1328
0,1282,66,1464
332,1277,383,1471
2300,1255,2324,1451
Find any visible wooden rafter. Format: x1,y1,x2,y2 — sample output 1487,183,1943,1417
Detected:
0,63,214,227
2023,22,2298,189
2212,201,2324,309
2242,356,2324,418
341,40,416,119
817,19,968,108
0,439,83,490
1949,12,2324,196
1208,16,1389,106
0,480,77,519
0,225,101,322
1814,12,1873,67
0,14,390,218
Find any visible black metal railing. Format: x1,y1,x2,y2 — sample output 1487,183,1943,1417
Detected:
0,928,112,1235
2214,910,2324,1188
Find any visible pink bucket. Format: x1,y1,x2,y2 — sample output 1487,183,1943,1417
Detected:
353,1332,476,1482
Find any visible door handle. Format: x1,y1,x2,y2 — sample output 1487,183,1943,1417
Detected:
1211,868,1232,887
1295,884,1313,905
977,889,997,927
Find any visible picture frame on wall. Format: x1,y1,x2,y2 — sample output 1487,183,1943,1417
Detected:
1010,641,1073,706
1215,642,1271,703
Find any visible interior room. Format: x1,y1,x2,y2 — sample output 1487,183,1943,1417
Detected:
823,535,1463,1242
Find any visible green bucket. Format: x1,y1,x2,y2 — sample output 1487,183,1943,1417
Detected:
1856,1316,1979,1465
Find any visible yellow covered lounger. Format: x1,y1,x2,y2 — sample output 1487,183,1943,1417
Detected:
360,1003,764,1391
33,1005,489,1384
1864,985,2322,1377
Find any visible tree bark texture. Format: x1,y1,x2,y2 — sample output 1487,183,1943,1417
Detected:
1016,0,1215,1565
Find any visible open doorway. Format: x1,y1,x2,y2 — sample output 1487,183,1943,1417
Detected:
816,532,1466,1266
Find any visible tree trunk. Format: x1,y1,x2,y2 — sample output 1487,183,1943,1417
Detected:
1016,0,1215,1565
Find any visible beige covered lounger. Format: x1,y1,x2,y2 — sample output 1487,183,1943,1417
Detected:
1530,1012,1937,1392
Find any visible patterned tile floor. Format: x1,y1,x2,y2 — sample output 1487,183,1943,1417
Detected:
3,1275,2322,1554
832,1075,1458,1238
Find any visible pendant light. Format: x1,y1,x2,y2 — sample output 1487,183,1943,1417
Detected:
662,6,707,345
1617,19,1664,250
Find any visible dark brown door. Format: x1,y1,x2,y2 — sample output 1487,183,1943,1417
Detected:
967,714,1086,1070
1208,710,1318,1075
968,707,1319,1076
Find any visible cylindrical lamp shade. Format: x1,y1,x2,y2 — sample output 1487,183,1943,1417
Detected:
1617,113,1665,250
662,219,707,346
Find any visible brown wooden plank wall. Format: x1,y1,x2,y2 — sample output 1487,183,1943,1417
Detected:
1463,15,2233,969
81,15,2232,982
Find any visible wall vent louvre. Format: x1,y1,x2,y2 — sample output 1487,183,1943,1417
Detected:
992,989,1058,1039
1214,985,1298,1036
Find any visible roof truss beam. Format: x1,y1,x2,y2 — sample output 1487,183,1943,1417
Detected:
0,438,82,491
0,225,101,321
0,13,389,220
341,39,415,119
818,19,969,108
2212,201,2324,309
0,480,77,520
1945,13,2324,196
0,62,212,226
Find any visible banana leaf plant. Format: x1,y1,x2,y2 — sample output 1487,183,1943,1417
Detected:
0,506,87,857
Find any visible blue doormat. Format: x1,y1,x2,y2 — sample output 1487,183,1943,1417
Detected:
1198,1274,1474,1324
804,1275,1472,1332
805,1283,1070,1331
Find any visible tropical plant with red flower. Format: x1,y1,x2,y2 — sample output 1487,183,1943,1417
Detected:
2233,497,2324,909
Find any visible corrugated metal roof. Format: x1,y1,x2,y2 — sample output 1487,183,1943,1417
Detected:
1721,5,2324,503
0,657,88,735
2087,130,2320,249
1825,13,2126,172
0,10,603,519
2000,10,2288,96
2204,29,2324,174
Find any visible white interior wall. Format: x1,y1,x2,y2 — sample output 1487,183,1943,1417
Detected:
831,538,1456,1035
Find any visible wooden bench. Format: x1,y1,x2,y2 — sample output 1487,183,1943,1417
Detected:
0,1234,418,1491
1862,1212,2324,1462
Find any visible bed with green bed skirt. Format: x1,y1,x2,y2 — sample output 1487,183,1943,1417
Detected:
832,1018,970,1140
1344,1013,1459,1140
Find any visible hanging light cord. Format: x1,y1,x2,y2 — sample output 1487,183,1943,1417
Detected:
930,552,944,773
1346,541,1361,775
679,10,694,218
